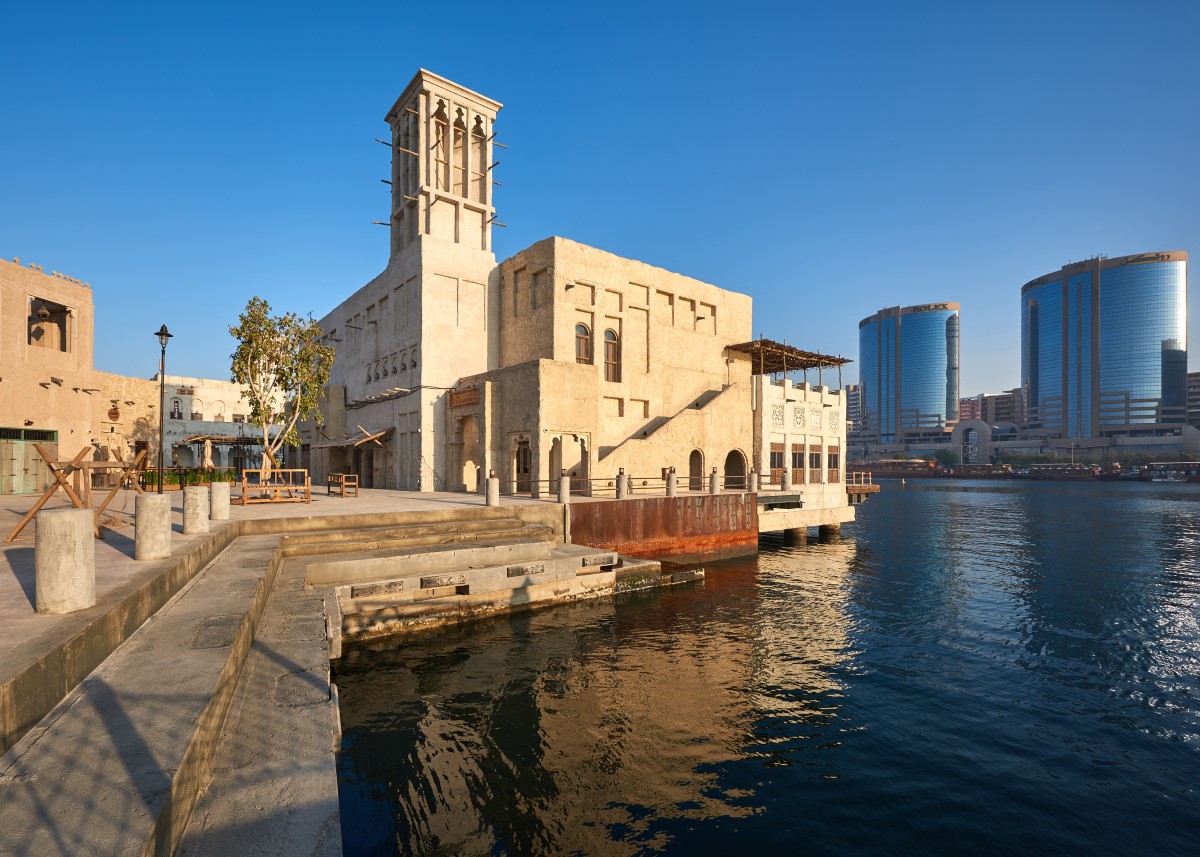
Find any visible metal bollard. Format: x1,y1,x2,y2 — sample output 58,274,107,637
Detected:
709,467,719,495
35,508,95,614
558,469,571,504
210,481,231,521
748,469,759,493
781,469,792,491
486,470,500,506
183,485,209,534
666,467,678,497
135,493,172,560
616,468,628,499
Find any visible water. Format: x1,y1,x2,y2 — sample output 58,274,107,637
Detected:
334,480,1200,856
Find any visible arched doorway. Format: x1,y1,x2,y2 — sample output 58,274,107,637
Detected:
688,450,704,491
723,450,747,490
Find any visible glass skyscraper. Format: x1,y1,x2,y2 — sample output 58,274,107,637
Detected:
858,303,960,445
1021,251,1187,439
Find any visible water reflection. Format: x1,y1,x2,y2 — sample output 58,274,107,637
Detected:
337,481,1200,856
336,538,860,856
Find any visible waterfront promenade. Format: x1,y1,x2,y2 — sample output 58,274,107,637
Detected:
0,487,558,856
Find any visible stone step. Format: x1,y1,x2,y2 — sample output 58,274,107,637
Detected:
0,535,283,857
337,545,619,615
337,546,623,641
304,535,557,587
278,517,535,557
285,522,555,561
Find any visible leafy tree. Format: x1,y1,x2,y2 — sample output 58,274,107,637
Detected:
230,297,334,479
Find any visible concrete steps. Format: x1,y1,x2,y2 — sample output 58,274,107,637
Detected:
0,535,285,857
333,545,625,642
278,517,547,558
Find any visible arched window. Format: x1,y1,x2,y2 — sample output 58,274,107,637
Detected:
604,329,620,382
170,399,182,420
575,324,593,365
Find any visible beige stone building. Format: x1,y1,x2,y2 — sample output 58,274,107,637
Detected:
1,257,108,492
301,70,760,495
1,257,274,494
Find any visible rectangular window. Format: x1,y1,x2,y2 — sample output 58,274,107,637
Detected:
769,442,785,484
809,444,822,484
27,297,70,352
827,445,840,483
791,443,805,484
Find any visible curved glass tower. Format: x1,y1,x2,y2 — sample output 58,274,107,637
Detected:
1021,251,1187,439
858,303,960,445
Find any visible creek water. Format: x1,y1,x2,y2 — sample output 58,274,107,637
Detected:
335,480,1200,855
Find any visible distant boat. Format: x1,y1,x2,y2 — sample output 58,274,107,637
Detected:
1026,464,1100,480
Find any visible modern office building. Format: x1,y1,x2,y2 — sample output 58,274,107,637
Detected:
1188,371,1200,429
856,303,960,448
1021,252,1188,440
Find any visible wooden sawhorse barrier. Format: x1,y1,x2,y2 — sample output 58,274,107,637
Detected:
4,445,147,542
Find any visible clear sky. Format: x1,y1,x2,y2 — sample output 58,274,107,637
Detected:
3,0,1197,395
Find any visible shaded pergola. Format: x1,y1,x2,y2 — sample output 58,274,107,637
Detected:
728,338,852,387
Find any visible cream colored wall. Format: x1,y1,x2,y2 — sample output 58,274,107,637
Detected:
754,377,849,511
0,257,97,450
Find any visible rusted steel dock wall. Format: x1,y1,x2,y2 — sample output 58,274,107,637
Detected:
570,494,758,561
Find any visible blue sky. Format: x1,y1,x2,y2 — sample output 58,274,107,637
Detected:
3,0,1197,395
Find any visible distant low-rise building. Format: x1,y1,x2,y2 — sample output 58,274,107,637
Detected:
958,395,981,421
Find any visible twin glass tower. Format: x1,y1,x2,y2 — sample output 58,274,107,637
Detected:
1021,251,1188,439
854,250,1188,450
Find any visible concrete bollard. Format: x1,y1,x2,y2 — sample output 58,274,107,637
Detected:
781,469,792,491
666,468,678,497
35,508,95,614
616,468,628,499
558,469,571,504
486,471,500,507
209,481,231,521
709,467,719,495
183,485,209,535
748,470,759,493
135,493,172,561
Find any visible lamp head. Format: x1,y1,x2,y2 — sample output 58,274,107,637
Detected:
155,324,172,348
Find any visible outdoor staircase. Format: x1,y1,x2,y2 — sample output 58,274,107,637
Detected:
599,385,733,462
297,517,651,644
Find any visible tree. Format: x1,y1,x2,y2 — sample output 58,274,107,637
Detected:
229,297,334,479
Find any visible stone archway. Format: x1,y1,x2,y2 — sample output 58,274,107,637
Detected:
723,449,747,490
689,449,704,491
950,419,993,464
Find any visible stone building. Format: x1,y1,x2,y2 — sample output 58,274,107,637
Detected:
745,341,852,526
301,70,758,494
0,256,275,494
1,257,99,489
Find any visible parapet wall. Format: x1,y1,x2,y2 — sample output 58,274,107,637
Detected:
569,494,758,562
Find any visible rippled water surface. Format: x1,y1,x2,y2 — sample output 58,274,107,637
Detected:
335,481,1200,855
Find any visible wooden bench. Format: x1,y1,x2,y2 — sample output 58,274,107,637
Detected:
327,472,359,497
239,469,312,505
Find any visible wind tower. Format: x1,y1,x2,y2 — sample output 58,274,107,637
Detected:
385,69,502,259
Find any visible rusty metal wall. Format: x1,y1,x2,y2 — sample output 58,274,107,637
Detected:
569,494,758,561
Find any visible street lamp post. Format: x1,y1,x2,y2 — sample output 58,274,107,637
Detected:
155,325,172,494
